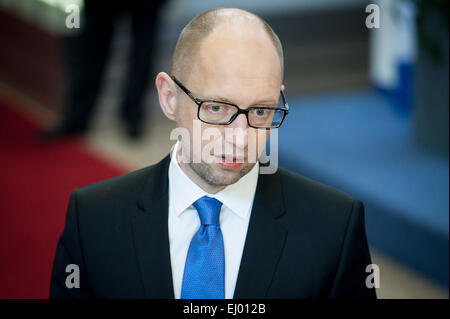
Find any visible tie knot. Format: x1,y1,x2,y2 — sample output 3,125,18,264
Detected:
192,196,223,226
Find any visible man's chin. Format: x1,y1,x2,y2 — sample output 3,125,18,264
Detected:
212,169,244,186
189,161,254,187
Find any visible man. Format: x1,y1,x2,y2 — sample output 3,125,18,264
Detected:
50,8,376,299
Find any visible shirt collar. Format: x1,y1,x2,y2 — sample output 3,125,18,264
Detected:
168,141,259,220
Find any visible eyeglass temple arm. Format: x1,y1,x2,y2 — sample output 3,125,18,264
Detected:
170,75,201,105
280,90,289,113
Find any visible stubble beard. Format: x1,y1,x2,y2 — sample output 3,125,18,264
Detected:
189,161,255,187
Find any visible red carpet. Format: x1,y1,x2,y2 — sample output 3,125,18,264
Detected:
0,94,127,298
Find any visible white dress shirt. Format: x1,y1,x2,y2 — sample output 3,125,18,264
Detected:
168,141,259,299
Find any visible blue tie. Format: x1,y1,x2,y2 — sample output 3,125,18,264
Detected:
180,196,225,299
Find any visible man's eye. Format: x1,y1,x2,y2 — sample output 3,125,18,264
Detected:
254,109,267,116
208,105,223,112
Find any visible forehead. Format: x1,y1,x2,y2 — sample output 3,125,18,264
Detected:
188,25,282,98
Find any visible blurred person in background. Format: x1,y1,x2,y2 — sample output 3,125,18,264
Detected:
41,0,167,140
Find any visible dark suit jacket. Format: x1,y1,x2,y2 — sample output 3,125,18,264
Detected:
49,155,376,299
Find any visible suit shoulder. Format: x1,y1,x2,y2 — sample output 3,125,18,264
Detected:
77,165,151,196
73,157,167,207
273,168,365,245
276,167,359,210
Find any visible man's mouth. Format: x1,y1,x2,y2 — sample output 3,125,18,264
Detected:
215,155,245,169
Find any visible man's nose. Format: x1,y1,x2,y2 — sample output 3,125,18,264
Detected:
231,113,249,130
226,113,249,149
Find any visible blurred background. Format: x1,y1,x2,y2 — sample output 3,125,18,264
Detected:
0,0,448,299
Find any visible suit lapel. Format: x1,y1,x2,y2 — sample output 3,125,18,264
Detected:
131,155,174,298
233,169,288,298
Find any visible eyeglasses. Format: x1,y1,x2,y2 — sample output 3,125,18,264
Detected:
171,75,289,130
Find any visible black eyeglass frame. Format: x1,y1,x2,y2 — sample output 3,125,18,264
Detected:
170,75,289,130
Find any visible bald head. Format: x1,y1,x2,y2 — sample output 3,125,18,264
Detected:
170,8,284,83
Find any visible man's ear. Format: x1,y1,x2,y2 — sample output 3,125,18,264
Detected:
155,72,177,121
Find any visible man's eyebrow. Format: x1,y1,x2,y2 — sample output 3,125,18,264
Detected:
207,95,278,106
252,99,278,106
